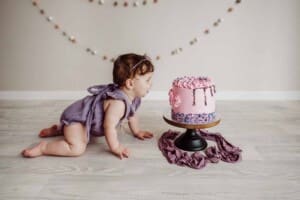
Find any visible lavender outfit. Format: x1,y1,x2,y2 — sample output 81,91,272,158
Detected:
59,84,141,141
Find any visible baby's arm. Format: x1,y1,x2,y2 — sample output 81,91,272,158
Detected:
128,114,154,140
103,100,129,159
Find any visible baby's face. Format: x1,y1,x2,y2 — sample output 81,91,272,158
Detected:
132,72,153,98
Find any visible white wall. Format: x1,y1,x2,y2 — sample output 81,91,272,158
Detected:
0,0,299,98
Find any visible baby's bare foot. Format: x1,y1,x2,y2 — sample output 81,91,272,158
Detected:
22,141,46,158
39,125,61,137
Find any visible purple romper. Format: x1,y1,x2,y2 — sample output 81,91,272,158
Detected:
59,84,141,141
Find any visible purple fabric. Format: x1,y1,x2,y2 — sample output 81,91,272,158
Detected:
59,83,141,141
158,129,242,169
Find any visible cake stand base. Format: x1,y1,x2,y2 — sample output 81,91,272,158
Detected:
163,114,221,152
174,129,207,151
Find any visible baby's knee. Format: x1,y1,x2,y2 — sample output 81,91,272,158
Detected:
69,143,86,156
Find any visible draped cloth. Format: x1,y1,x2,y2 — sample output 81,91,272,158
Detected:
158,129,242,169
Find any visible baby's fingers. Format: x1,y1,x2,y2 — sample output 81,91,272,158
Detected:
135,134,145,140
144,132,154,138
119,152,123,160
122,148,130,158
113,150,124,160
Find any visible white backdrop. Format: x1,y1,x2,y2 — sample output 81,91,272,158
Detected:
0,0,299,99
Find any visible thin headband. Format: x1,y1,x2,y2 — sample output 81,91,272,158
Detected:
130,56,151,71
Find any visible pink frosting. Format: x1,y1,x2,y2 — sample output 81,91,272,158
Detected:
169,89,181,108
172,76,214,89
169,76,216,115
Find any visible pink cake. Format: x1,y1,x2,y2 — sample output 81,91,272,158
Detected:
169,76,216,124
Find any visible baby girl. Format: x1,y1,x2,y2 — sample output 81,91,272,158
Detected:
22,53,154,159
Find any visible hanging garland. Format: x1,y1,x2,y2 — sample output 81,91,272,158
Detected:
31,0,242,62
86,0,159,8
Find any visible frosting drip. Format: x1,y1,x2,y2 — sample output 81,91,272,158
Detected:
170,76,216,107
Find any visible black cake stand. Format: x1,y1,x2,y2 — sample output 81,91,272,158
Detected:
163,114,221,151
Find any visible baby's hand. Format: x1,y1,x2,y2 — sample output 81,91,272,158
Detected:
111,144,130,160
134,130,154,140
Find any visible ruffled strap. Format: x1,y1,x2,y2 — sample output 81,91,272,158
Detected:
87,83,119,95
105,91,131,121
106,90,141,120
128,98,141,118
85,83,119,140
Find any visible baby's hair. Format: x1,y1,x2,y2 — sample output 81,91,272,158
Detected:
113,53,154,86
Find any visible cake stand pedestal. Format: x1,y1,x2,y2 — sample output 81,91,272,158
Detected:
163,115,221,151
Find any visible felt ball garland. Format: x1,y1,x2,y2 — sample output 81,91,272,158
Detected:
31,0,242,63
87,0,159,8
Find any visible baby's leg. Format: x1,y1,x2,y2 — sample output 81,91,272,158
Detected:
39,124,62,137
22,123,88,158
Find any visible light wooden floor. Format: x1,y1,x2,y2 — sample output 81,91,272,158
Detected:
0,100,299,200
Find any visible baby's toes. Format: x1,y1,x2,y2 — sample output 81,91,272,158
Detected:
22,149,31,157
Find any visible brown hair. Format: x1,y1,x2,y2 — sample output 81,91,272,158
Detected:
113,53,154,86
